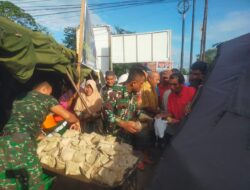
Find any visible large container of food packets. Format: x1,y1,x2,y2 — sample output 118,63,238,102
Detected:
38,130,139,189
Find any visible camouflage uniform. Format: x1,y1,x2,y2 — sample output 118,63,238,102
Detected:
100,85,113,102
102,85,140,144
0,91,58,190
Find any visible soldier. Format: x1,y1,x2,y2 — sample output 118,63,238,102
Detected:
102,68,145,144
100,71,117,102
0,81,80,190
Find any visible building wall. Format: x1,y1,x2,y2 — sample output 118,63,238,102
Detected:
93,27,173,73
93,26,111,74
111,30,172,67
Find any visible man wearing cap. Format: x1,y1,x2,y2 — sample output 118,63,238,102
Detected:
102,68,145,144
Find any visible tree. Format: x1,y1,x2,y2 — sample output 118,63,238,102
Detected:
180,68,189,75
63,27,77,50
203,48,217,64
0,1,47,32
113,63,141,77
196,48,217,65
113,26,135,35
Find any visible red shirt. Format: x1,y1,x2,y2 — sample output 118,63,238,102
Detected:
167,86,196,120
158,83,170,105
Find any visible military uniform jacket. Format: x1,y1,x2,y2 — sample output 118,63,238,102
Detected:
102,85,140,143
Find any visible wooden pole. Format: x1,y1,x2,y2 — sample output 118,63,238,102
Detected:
200,0,208,61
189,0,196,69
77,0,86,88
180,12,185,71
202,0,208,61
66,69,92,115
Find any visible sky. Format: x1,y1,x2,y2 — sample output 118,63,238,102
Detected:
10,0,250,69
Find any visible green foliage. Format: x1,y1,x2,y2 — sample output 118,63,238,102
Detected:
203,48,217,64
180,68,189,75
114,63,142,77
62,27,77,50
196,48,217,64
0,1,47,32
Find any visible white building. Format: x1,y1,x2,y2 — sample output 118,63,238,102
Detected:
93,26,111,74
93,26,172,74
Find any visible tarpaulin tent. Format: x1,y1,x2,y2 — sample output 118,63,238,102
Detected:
0,16,95,130
0,16,92,83
148,33,250,190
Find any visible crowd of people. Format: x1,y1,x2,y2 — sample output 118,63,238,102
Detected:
0,61,208,189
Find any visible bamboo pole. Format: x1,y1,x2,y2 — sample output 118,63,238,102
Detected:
76,0,86,88
66,69,92,115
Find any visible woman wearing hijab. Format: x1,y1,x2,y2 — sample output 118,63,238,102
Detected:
74,80,103,133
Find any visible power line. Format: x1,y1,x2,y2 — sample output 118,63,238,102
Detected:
33,10,79,17
21,4,81,8
25,7,80,12
18,0,176,11
28,0,178,17
11,0,54,4
90,1,173,10
92,1,178,13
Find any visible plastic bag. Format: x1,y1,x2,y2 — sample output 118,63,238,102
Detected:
154,118,167,138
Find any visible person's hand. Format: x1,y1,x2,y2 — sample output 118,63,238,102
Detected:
155,113,162,119
36,133,46,141
167,117,180,124
91,112,100,118
70,122,81,132
120,121,141,133
139,113,153,122
185,103,192,115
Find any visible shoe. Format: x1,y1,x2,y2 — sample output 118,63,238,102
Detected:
137,161,145,170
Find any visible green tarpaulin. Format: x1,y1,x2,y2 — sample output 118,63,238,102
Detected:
0,16,91,83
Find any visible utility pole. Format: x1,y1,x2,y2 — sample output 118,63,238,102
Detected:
178,0,190,72
200,0,208,61
189,0,196,69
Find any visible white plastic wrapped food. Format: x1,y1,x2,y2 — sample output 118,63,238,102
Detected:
56,157,66,170
60,146,76,161
65,161,81,175
62,129,80,138
37,130,139,187
40,155,56,168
